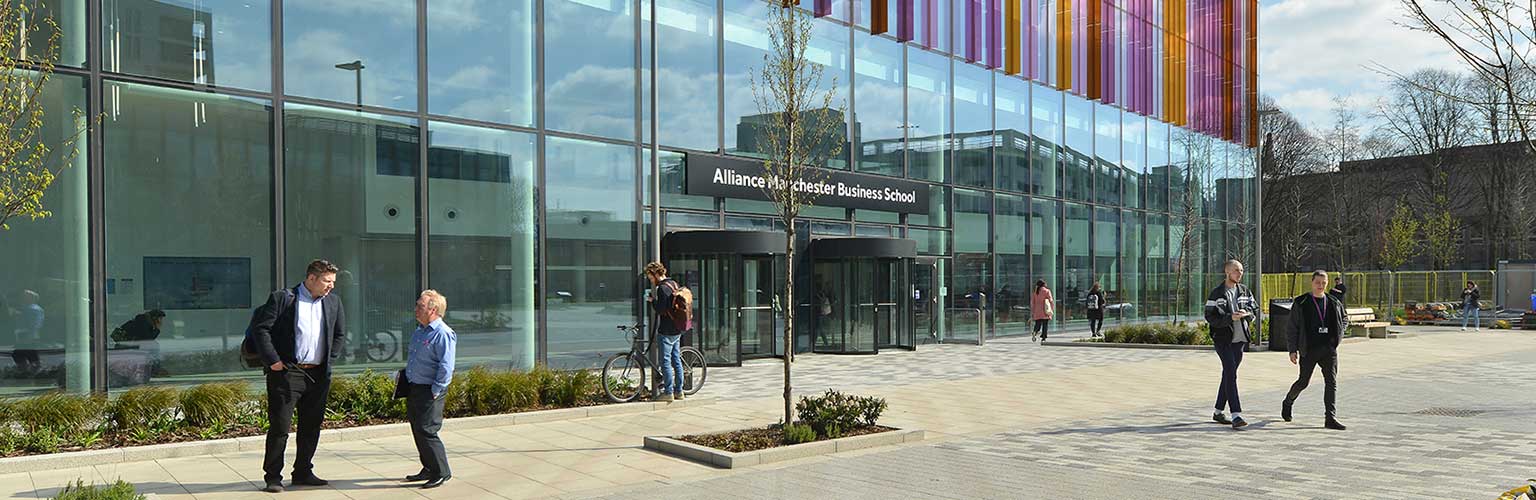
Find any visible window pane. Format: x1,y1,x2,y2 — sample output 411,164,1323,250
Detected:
545,137,636,369
546,0,635,139
1063,95,1092,201
994,193,1027,255
1030,198,1058,305
1146,120,1169,212
1123,112,1145,209
284,0,416,110
1145,213,1168,320
996,77,1029,193
426,122,537,371
103,83,272,389
428,0,534,126
953,64,992,188
0,72,87,395
1093,206,1118,314
907,48,947,182
908,228,947,255
285,104,420,373
1094,103,1119,205
1030,82,1060,197
724,1,848,168
1062,202,1089,327
653,0,719,151
655,150,714,210
909,184,948,227
103,0,271,91
665,211,719,229
954,189,989,253
854,33,904,177
1121,209,1141,319
9,0,86,67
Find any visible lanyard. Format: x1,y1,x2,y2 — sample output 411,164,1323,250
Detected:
1313,295,1327,326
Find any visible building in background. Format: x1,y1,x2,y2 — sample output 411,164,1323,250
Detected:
0,0,1258,395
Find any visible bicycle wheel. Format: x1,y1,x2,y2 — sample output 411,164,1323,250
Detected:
364,331,399,363
679,347,707,396
601,353,645,403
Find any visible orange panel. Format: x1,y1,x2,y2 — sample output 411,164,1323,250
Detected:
1058,0,1072,89
1006,0,1021,75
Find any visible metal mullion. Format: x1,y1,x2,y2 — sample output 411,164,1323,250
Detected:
421,113,539,136
88,0,108,393
417,0,429,291
272,0,287,293
281,95,419,120
534,0,548,366
95,72,274,100
649,0,660,261
542,129,651,149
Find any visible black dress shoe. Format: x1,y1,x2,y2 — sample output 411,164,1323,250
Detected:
290,475,329,487
423,476,451,489
1212,412,1231,425
262,482,284,493
1281,401,1293,422
405,470,433,482
1325,418,1347,431
1231,416,1249,429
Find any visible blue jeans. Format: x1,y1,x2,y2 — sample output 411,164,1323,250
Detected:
1213,341,1246,414
658,334,684,395
1462,306,1480,328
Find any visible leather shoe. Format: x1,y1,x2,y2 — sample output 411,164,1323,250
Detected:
290,475,329,487
1325,418,1347,431
405,470,433,482
423,476,451,489
1281,400,1293,422
262,482,284,493
1211,412,1231,425
1230,416,1249,429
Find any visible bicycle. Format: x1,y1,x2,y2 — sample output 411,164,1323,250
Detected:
601,324,707,403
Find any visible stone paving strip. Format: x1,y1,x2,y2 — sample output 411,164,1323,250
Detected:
0,326,1527,499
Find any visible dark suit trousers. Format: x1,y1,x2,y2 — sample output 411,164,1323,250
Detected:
1213,341,1246,413
407,384,451,477
264,366,330,484
1284,350,1338,418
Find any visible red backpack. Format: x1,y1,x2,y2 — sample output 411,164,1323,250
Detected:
664,280,694,330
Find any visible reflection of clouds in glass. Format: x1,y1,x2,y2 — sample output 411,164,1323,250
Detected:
441,65,495,89
290,0,415,27
544,0,633,41
855,83,904,139
425,0,488,30
546,65,635,139
287,29,415,107
655,67,718,150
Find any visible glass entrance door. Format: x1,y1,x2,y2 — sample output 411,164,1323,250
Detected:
812,257,912,354
737,256,781,359
909,258,938,346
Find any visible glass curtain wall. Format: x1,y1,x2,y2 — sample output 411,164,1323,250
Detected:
953,65,992,188
995,194,1030,336
1062,202,1090,329
995,78,1030,193
544,137,637,369
952,190,991,340
855,34,906,177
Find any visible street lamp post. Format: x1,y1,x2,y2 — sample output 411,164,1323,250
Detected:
1255,108,1280,347
335,60,365,109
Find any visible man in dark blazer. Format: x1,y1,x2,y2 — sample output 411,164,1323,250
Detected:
249,259,346,493
1283,269,1348,431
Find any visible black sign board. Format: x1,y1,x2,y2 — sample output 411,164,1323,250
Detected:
684,153,931,214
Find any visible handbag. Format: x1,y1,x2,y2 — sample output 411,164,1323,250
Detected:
392,369,409,399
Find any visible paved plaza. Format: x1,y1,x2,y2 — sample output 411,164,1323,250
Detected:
2,325,1532,499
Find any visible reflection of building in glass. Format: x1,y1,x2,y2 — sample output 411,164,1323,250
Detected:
734,109,854,168
105,0,216,83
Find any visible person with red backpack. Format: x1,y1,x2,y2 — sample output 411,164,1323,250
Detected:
643,262,692,402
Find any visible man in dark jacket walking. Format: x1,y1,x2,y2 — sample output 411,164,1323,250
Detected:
1282,270,1348,430
1204,260,1259,429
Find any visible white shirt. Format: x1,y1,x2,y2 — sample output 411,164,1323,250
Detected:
294,285,326,365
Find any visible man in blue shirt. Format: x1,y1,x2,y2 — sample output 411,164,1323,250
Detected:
404,290,456,489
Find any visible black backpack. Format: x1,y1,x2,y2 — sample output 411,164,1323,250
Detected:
240,288,296,369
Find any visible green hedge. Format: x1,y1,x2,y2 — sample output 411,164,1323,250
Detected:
1092,322,1214,345
0,367,601,457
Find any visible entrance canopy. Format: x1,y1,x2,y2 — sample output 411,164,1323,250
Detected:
662,230,787,256
809,237,917,259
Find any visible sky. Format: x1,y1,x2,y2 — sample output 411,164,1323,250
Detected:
1258,0,1465,131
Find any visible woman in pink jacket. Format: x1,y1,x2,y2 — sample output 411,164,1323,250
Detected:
1031,280,1054,342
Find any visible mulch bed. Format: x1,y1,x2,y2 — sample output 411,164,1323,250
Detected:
677,425,897,453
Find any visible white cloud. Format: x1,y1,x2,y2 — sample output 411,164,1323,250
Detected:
1259,0,1463,129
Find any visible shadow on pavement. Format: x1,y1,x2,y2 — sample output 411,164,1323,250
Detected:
1040,419,1326,435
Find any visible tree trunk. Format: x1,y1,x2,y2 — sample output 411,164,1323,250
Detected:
783,223,796,425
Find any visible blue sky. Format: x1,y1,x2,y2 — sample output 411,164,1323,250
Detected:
1259,0,1464,131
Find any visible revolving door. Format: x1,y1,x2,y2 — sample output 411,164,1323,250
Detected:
808,238,919,354
662,230,786,366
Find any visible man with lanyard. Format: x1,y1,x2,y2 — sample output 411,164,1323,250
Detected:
1282,270,1348,431
1204,259,1258,429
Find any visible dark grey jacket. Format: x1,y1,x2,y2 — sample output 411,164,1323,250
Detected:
1287,293,1347,355
249,285,347,373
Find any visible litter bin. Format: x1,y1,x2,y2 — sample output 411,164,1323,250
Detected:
1268,299,1294,352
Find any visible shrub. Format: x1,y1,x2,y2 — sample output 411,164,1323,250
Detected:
781,423,815,445
12,392,104,438
179,381,248,430
445,366,532,417
22,428,61,454
328,370,404,422
0,427,18,455
50,479,145,500
108,386,179,436
549,370,597,407
1100,322,1211,345
530,366,561,405
795,390,886,439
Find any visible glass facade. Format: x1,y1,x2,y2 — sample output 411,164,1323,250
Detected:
4,0,1255,395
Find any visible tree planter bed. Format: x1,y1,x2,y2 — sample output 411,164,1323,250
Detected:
0,398,711,474
644,426,924,469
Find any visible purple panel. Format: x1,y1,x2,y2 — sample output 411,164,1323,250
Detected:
922,0,937,48
964,0,978,61
1103,0,1114,104
1025,0,1034,79
815,0,832,17
898,0,914,41
987,0,1001,69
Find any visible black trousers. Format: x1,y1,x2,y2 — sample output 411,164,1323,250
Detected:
1213,341,1246,414
263,366,330,484
1088,317,1104,335
1284,350,1338,418
407,384,451,478
1034,319,1050,340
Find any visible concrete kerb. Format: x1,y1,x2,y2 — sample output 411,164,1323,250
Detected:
0,398,713,475
643,428,925,469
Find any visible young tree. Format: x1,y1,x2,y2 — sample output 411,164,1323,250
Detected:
749,0,845,426
1257,99,1323,272
1380,201,1422,271
1,1,89,232
1422,193,1464,270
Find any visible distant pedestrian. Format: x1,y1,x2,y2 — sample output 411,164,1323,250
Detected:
1205,260,1258,429
1282,270,1347,431
1086,282,1106,338
403,290,456,489
1461,281,1481,331
1328,277,1347,304
1031,280,1054,343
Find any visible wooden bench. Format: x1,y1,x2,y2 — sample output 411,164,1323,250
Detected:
1345,307,1391,338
